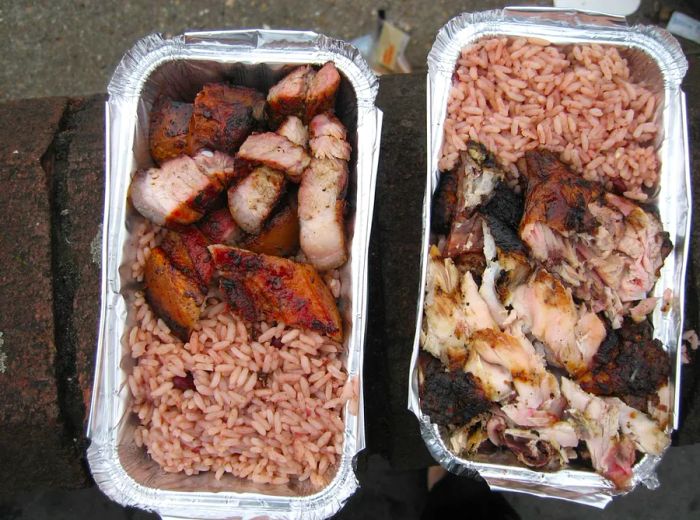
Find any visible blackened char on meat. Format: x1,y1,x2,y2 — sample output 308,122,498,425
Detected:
432,168,459,234
577,318,670,409
419,352,491,427
481,182,525,230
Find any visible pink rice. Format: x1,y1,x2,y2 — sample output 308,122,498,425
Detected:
127,221,352,489
440,37,661,200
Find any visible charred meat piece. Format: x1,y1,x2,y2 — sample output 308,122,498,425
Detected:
482,214,527,255
305,62,341,121
444,213,483,258
418,352,491,427
432,168,459,234
130,150,236,227
267,65,314,125
577,318,670,405
480,182,525,230
188,83,266,154
144,247,205,341
227,166,286,234
519,151,672,327
309,113,351,161
148,96,193,164
159,227,214,293
240,199,300,257
277,115,308,147
197,207,242,246
236,132,311,182
209,245,343,341
298,157,348,271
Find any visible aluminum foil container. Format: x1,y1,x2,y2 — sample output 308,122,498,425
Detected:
87,30,382,519
408,7,690,508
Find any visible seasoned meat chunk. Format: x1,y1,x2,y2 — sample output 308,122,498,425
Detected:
209,245,342,341
267,65,314,125
144,247,205,341
276,115,308,147
240,200,300,257
159,227,213,293
148,96,193,164
236,132,311,182
308,112,351,161
188,83,266,154
197,207,242,246
227,166,286,234
305,62,341,121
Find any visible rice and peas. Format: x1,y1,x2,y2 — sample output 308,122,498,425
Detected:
440,37,661,199
127,221,357,489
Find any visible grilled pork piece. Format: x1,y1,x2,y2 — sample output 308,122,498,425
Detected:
308,113,351,161
197,207,242,246
227,166,286,234
188,83,266,154
276,115,308,147
131,150,236,227
305,62,341,121
148,96,193,164
519,151,671,327
144,247,205,341
159,227,213,293
577,318,670,407
298,157,348,271
236,132,311,182
509,269,606,377
240,200,300,257
267,63,341,125
209,245,342,341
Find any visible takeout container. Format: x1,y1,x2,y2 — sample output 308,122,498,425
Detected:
87,30,382,519
407,7,690,508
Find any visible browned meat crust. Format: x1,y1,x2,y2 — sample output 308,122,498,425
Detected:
419,352,491,427
577,318,670,406
209,245,342,341
197,207,241,246
432,168,459,234
160,227,213,293
240,199,300,257
149,96,193,164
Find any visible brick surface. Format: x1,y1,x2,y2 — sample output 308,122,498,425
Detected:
0,97,87,495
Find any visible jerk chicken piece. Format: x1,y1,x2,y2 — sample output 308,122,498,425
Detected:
277,115,308,147
209,245,342,341
227,166,286,234
236,132,311,182
577,318,670,409
267,62,341,125
240,199,300,257
144,247,205,341
148,96,193,164
418,351,491,427
188,83,266,154
159,227,214,293
308,113,351,161
131,150,236,227
509,269,606,377
431,168,459,234
197,207,242,246
519,151,672,328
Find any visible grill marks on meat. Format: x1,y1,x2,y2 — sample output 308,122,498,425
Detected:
197,207,242,246
418,352,491,427
227,166,286,234
267,62,341,125
519,151,671,327
577,318,670,407
298,113,351,271
236,132,311,182
149,96,193,165
209,245,342,341
160,227,214,293
131,150,236,227
188,83,266,155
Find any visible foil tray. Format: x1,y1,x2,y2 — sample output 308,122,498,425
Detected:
87,30,382,520
407,7,690,508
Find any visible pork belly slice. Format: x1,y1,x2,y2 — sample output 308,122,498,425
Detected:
131,150,236,226
159,227,213,293
305,62,341,121
509,269,606,377
298,157,348,270
209,245,342,341
240,200,300,257
237,132,311,182
519,150,672,327
189,83,266,154
276,115,308,147
309,113,351,161
144,247,205,342
227,166,286,234
197,207,242,246
148,95,193,164
267,65,314,125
